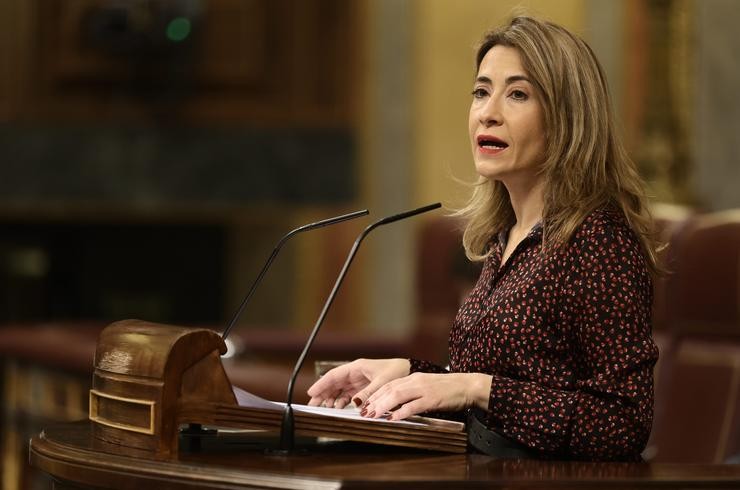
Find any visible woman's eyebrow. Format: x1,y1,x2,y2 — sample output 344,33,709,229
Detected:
505,75,531,85
474,74,532,85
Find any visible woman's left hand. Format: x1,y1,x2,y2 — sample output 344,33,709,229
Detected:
360,372,492,421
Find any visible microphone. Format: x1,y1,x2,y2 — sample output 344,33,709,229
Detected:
221,209,369,341
279,202,442,451
183,209,369,451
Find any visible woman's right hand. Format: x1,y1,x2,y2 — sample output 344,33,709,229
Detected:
306,358,410,409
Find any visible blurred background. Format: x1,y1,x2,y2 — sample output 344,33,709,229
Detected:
1,0,739,487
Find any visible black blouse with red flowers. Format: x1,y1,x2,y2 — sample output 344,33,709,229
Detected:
411,206,658,461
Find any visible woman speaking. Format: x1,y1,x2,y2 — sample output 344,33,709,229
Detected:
307,15,659,462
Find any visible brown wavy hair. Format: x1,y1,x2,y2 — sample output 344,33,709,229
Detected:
457,15,660,274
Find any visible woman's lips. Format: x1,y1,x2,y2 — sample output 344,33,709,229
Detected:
477,135,509,155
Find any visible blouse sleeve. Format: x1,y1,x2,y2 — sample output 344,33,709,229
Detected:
486,218,658,461
408,358,448,374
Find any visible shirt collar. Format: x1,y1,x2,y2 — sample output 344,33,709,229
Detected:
497,221,543,249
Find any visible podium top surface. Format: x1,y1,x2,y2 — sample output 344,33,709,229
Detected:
30,421,740,490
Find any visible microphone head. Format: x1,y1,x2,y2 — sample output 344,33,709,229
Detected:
377,202,441,225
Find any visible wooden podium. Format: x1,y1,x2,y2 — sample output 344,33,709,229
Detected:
83,320,465,459
29,320,740,489
30,421,740,489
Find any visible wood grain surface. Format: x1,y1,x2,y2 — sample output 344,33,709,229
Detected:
30,421,740,490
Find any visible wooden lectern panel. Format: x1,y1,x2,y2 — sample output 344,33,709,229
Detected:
90,320,236,460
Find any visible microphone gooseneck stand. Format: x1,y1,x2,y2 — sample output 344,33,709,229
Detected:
279,202,442,452
221,209,369,341
183,208,368,451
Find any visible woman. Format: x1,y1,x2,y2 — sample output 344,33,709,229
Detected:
307,15,659,462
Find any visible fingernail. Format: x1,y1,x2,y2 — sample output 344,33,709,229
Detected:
368,410,376,418
360,407,367,416
352,397,362,406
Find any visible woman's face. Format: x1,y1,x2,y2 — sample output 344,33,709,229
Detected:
468,45,546,187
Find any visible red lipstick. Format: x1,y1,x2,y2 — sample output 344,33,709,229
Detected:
476,135,509,155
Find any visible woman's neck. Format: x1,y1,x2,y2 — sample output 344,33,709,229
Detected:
504,175,545,234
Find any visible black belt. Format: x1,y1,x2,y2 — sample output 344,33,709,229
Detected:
466,409,536,459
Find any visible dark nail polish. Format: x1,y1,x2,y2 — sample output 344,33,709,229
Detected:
368,410,376,418
360,407,368,416
352,397,362,406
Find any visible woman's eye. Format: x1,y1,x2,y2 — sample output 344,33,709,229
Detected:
471,88,488,99
510,90,528,101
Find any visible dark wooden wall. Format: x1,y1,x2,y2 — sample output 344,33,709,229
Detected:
2,0,358,126
0,0,362,325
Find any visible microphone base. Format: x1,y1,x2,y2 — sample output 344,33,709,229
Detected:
278,404,295,452
179,423,217,452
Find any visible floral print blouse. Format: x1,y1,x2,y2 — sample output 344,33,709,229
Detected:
411,206,658,461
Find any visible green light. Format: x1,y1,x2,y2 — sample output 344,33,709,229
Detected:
166,17,191,42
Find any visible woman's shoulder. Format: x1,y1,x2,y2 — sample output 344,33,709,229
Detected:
561,204,653,296
568,204,643,256
575,204,633,237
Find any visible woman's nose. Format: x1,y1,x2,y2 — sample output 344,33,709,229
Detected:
479,98,502,126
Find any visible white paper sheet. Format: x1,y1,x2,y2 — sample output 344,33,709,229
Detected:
231,386,426,427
